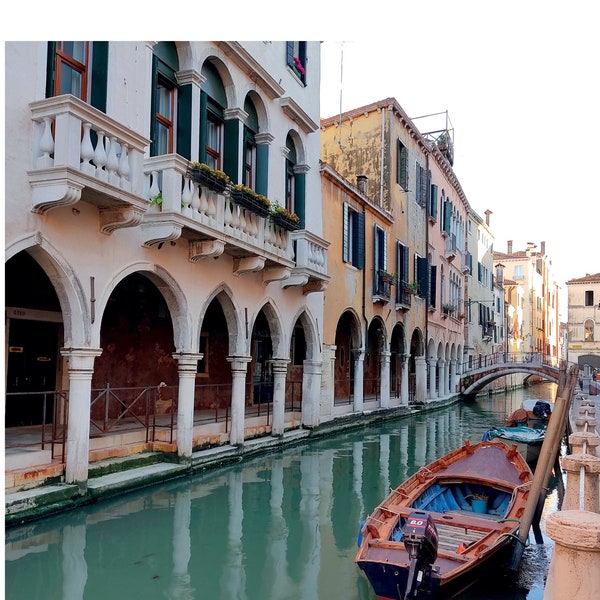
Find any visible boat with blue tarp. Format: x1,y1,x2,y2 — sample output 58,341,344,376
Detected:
355,439,533,599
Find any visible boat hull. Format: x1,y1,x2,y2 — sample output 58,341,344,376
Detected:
355,440,533,600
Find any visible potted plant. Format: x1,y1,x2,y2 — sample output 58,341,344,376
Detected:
404,281,419,295
187,162,230,193
442,303,456,316
379,270,396,284
271,203,300,230
230,184,271,217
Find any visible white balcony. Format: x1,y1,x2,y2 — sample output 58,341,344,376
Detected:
28,94,149,230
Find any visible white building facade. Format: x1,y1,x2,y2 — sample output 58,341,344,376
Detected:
5,41,328,491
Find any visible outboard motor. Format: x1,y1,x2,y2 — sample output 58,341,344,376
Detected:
402,511,439,600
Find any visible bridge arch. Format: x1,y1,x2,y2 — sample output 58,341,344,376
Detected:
460,359,560,398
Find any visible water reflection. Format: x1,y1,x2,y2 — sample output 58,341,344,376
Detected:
5,383,559,600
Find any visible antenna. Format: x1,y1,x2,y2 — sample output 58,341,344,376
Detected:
338,42,345,150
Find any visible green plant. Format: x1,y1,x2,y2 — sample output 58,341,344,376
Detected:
379,270,397,283
188,162,230,185
442,303,456,314
404,281,419,294
271,202,300,224
150,192,162,206
231,183,271,209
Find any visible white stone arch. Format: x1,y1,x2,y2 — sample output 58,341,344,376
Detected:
289,307,321,362
6,233,90,348
243,89,271,134
285,128,307,165
92,262,192,352
197,284,244,356
337,307,364,351
196,52,238,108
250,299,285,358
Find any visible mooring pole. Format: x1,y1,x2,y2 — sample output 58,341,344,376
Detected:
509,363,578,571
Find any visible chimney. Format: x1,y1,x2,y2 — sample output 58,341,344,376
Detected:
357,175,368,195
507,240,513,254
540,241,546,255
484,209,492,226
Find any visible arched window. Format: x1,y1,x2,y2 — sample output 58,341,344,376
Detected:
200,62,227,171
584,319,594,341
285,134,297,213
243,97,258,189
151,42,179,157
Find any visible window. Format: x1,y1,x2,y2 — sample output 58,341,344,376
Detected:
155,78,175,155
584,319,594,341
54,42,89,99
396,140,408,189
205,113,223,169
285,134,297,213
429,264,437,308
396,242,410,304
514,265,524,280
429,184,438,221
415,162,429,207
373,224,387,276
152,42,179,158
585,290,594,306
286,41,307,84
292,325,306,366
415,255,429,298
200,61,227,171
343,203,365,268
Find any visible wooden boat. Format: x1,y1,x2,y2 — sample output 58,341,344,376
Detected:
482,425,546,465
355,439,533,600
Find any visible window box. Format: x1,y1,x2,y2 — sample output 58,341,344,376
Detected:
187,162,230,193
231,184,271,217
271,204,300,230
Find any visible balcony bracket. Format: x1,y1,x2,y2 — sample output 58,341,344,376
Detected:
302,279,328,295
233,255,266,275
140,220,182,247
29,170,84,214
188,239,225,262
99,206,145,234
263,266,291,284
282,274,309,288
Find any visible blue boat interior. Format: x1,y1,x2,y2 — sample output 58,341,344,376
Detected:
412,481,510,515
388,482,511,542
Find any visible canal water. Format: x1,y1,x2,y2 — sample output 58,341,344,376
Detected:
5,383,561,600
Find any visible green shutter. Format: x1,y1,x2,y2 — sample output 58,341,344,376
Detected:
354,211,365,269
343,203,349,263
177,83,192,159
224,118,239,182
90,42,108,112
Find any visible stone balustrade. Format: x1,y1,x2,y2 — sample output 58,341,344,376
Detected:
544,393,600,599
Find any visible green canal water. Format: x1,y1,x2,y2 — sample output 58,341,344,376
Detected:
5,383,561,600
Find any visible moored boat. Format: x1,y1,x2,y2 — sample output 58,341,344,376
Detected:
355,440,533,599
482,425,546,465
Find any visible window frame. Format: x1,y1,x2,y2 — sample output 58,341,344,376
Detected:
54,41,89,100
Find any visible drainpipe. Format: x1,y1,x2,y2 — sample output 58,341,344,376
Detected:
380,107,385,206
425,150,430,387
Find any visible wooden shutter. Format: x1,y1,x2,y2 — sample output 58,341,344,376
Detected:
343,203,349,263
430,265,437,307
354,210,365,269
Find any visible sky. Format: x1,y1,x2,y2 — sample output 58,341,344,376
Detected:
4,1,598,316
317,3,598,317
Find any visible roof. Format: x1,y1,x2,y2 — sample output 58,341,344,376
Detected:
566,273,600,284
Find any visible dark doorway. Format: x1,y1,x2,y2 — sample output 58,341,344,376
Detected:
251,312,273,404
6,319,60,426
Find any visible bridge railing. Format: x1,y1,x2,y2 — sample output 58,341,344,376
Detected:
460,351,562,374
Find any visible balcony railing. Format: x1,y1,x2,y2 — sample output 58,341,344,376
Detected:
445,233,457,260
29,94,148,224
27,96,329,290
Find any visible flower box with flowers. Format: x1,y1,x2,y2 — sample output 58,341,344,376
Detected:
187,162,230,193
271,204,300,231
230,184,271,217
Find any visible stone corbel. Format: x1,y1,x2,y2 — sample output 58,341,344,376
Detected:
140,221,182,247
99,206,144,234
188,239,225,262
302,279,329,294
30,173,83,214
263,266,291,284
233,255,266,275
282,274,309,288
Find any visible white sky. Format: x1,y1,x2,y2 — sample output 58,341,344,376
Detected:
4,1,598,317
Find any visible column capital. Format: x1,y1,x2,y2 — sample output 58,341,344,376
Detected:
227,355,252,372
271,358,291,373
60,347,103,371
173,352,203,373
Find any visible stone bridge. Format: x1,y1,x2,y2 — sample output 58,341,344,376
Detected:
459,353,562,399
